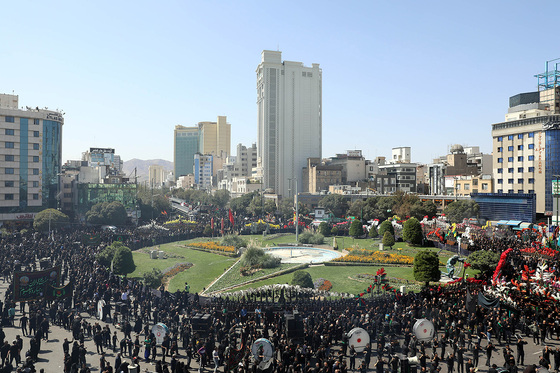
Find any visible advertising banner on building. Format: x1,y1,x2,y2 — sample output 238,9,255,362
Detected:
13,266,61,302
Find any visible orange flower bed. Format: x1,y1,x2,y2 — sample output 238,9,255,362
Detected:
332,251,413,265
186,241,235,253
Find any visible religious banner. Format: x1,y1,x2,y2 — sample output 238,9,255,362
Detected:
13,266,61,302
45,280,74,301
82,234,101,246
113,234,130,243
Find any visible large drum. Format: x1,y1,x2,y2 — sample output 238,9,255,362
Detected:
346,327,370,353
251,338,274,370
413,319,435,342
151,323,169,345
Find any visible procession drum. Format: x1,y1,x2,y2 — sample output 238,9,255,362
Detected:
412,319,435,342
346,327,370,353
251,338,274,370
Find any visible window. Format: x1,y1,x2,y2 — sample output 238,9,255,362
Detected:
498,136,503,141
518,167,523,172
529,167,535,172
32,143,39,150
497,168,503,173
33,119,39,125
528,132,534,138
32,181,38,187
32,156,39,162
32,168,39,175
518,145,523,150
497,189,503,193
32,194,39,200
508,168,513,173
508,189,514,193
528,178,535,184
482,184,489,190
4,194,14,200
508,179,514,184
508,146,513,151
5,155,14,161
33,131,39,137
508,135,514,140
518,156,523,161
464,184,470,190
518,190,524,194
528,189,535,193
497,179,503,184
5,181,14,187
508,157,513,162
498,158,503,163
5,129,14,135
497,147,503,152
5,142,14,148
5,116,14,123
5,168,14,174
456,184,461,190
64,193,72,198
518,134,523,139
528,155,534,161
528,144,534,149
518,178,524,183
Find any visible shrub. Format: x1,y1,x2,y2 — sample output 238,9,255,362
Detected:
318,222,330,237
349,220,364,237
402,217,423,245
143,268,163,288
298,231,314,244
203,224,213,236
331,226,339,236
378,220,395,237
291,270,314,288
240,247,281,270
221,235,247,250
368,226,378,238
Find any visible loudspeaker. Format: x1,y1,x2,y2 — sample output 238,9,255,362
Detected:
285,314,304,339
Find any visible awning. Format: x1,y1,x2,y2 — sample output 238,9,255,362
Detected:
496,220,509,225
506,220,522,226
519,222,533,229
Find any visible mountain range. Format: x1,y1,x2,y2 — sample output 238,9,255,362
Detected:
123,158,173,183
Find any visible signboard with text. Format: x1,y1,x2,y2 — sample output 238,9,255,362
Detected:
13,266,61,302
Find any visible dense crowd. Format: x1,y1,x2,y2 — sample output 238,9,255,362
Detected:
0,223,558,373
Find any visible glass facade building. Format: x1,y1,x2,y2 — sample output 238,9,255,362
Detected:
545,128,560,212
174,126,200,178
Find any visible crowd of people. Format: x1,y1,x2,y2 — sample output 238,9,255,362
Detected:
0,221,558,373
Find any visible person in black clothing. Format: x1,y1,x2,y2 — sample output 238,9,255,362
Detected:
456,346,465,373
473,344,481,367
553,347,560,372
374,357,387,373
539,355,551,371
488,363,498,373
516,338,528,366
446,353,456,373
486,342,499,367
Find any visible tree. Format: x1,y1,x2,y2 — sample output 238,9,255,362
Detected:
211,189,230,208
318,222,330,237
291,270,314,289
409,201,438,220
402,217,423,245
229,192,257,216
112,245,136,276
86,201,127,226
443,200,479,224
203,224,213,237
467,250,500,274
413,251,441,286
33,208,69,232
319,194,348,218
377,220,394,237
382,231,395,249
368,225,378,238
349,220,364,237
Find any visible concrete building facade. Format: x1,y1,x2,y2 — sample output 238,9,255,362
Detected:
0,94,63,221
257,50,322,197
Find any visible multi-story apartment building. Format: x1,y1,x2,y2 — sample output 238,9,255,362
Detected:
302,157,343,193
0,94,63,222
491,62,560,215
257,50,322,197
194,154,213,190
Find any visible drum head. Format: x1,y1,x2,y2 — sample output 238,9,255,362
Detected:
347,327,370,353
251,338,274,362
413,319,435,342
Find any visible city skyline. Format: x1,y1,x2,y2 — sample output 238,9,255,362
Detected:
2,1,559,165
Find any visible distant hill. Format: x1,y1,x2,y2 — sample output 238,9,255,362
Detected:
123,158,173,183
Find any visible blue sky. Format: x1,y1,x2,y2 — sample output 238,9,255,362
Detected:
2,1,558,165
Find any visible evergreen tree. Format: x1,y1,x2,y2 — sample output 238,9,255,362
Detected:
402,217,423,245
368,225,378,238
112,245,136,276
33,209,69,232
413,251,441,286
291,270,314,289
382,231,395,249
378,220,395,237
349,220,364,237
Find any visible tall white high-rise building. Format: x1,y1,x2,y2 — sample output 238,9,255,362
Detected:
257,50,322,198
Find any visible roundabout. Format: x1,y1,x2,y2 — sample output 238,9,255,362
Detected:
263,246,343,264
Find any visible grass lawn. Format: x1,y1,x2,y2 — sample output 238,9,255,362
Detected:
128,234,478,296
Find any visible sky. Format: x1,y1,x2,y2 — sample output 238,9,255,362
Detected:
2,1,559,166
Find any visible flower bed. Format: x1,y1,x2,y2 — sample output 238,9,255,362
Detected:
314,277,333,291
164,218,197,226
186,241,235,253
161,262,193,283
332,251,413,265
